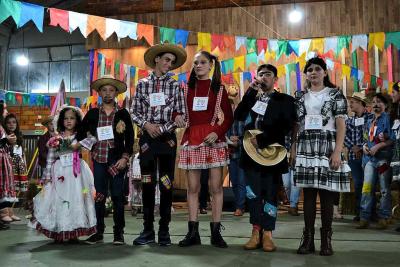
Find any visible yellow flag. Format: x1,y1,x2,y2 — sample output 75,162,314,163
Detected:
171,75,178,81
389,82,394,94
298,53,307,71
233,56,245,71
265,51,276,62
368,32,385,51
277,65,286,78
310,38,324,54
341,65,351,79
198,32,211,52
232,73,241,86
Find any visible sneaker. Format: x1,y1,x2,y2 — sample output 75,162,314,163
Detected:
200,208,207,214
85,234,104,244
158,230,171,246
356,220,369,229
113,233,125,246
133,230,155,245
376,219,387,230
288,207,300,216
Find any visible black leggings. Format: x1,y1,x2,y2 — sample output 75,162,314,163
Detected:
303,188,335,230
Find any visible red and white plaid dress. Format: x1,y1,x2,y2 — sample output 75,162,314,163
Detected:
0,126,17,203
178,80,233,170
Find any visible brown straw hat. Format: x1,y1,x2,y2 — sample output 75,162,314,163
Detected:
41,115,54,126
91,74,127,94
144,43,187,70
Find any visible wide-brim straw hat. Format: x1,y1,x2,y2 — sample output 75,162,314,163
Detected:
243,130,287,166
144,43,187,70
91,74,127,94
41,115,54,126
347,91,367,104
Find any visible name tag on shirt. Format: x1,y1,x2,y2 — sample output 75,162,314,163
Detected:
149,93,166,107
305,115,323,130
392,119,400,130
97,125,114,141
13,145,22,156
251,101,268,115
60,153,73,167
192,97,209,111
355,117,365,127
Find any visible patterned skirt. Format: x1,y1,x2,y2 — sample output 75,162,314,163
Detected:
0,149,18,203
390,136,400,182
11,155,28,192
178,124,230,170
294,130,351,192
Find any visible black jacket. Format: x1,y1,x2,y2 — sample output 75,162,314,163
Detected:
77,107,134,160
234,88,297,174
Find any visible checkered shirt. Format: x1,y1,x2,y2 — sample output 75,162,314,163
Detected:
344,112,373,160
92,105,116,163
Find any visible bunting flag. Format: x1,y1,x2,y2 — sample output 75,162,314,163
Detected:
385,32,400,49
235,36,247,51
268,40,278,53
0,0,21,24
198,32,211,52
118,21,137,40
324,37,338,55
0,89,80,107
245,52,257,68
257,51,265,64
137,23,154,45
105,18,120,39
387,45,393,82
257,39,267,54
222,59,234,74
309,38,324,54
242,72,252,83
87,15,106,40
351,34,368,52
341,65,351,79
368,32,385,51
295,63,301,91
351,50,359,91
69,11,87,36
288,40,299,56
175,29,189,48
49,8,69,32
18,2,44,32
246,38,257,53
233,56,245,72
299,39,312,56
277,40,288,59
212,34,224,51
160,27,176,44
277,65,286,78
285,65,291,95
337,35,351,53
223,36,235,53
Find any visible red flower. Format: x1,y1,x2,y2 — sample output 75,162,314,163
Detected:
58,176,65,182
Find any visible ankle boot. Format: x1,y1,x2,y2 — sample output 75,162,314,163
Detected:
262,231,276,252
244,228,262,250
320,228,333,256
0,208,12,223
210,222,228,248
8,208,21,221
178,221,201,247
297,227,315,254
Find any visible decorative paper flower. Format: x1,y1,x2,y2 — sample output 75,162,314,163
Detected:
116,120,126,134
48,136,62,148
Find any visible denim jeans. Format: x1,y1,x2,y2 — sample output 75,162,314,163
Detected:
229,158,246,210
282,169,300,208
360,159,392,221
348,159,364,216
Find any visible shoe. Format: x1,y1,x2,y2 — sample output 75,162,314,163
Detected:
319,228,333,256
85,234,104,244
8,208,21,221
210,222,228,248
68,238,80,244
386,218,395,225
288,207,300,216
395,226,400,232
199,208,207,214
0,221,10,230
0,208,12,223
113,232,125,246
179,221,201,247
158,230,171,246
234,209,244,216
356,220,369,229
244,228,262,250
262,231,276,252
352,216,360,222
333,213,343,219
297,227,315,254
376,219,388,230
133,229,155,245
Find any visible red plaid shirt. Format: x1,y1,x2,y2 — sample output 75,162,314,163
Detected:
92,105,117,163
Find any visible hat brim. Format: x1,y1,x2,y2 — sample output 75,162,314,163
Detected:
243,130,287,166
41,118,53,126
347,96,367,104
91,78,127,94
144,44,187,70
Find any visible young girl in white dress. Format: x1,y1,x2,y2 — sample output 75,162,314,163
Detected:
30,106,97,242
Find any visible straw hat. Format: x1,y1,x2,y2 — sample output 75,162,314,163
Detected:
41,115,54,126
347,91,367,104
243,130,287,166
144,43,187,70
91,74,127,94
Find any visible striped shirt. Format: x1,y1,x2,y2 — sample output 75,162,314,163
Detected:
130,72,186,133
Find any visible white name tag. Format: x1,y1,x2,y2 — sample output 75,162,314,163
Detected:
149,93,166,107
251,101,268,115
355,117,365,127
97,125,114,141
192,97,209,111
392,119,400,130
305,115,323,130
60,153,73,167
13,145,22,156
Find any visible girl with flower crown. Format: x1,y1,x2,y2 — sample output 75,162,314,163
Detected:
30,106,96,243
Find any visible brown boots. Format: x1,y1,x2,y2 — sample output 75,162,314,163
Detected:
244,228,276,252
0,208,12,223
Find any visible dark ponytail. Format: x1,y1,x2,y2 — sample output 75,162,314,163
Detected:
188,51,222,93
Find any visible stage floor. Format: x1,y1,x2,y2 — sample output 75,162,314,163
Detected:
1,208,399,267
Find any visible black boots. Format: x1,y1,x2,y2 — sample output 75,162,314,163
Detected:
297,227,315,254
320,228,333,256
179,221,201,247
210,222,228,248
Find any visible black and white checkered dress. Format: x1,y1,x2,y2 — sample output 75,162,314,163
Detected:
294,87,351,192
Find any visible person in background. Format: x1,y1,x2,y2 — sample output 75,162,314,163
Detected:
38,115,55,172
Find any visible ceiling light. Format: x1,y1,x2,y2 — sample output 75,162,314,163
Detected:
16,55,29,66
289,9,302,23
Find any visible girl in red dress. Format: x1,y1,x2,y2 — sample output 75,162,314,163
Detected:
178,51,233,248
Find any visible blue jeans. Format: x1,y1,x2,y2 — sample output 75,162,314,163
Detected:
229,158,246,210
360,159,392,221
282,169,300,208
348,159,364,216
